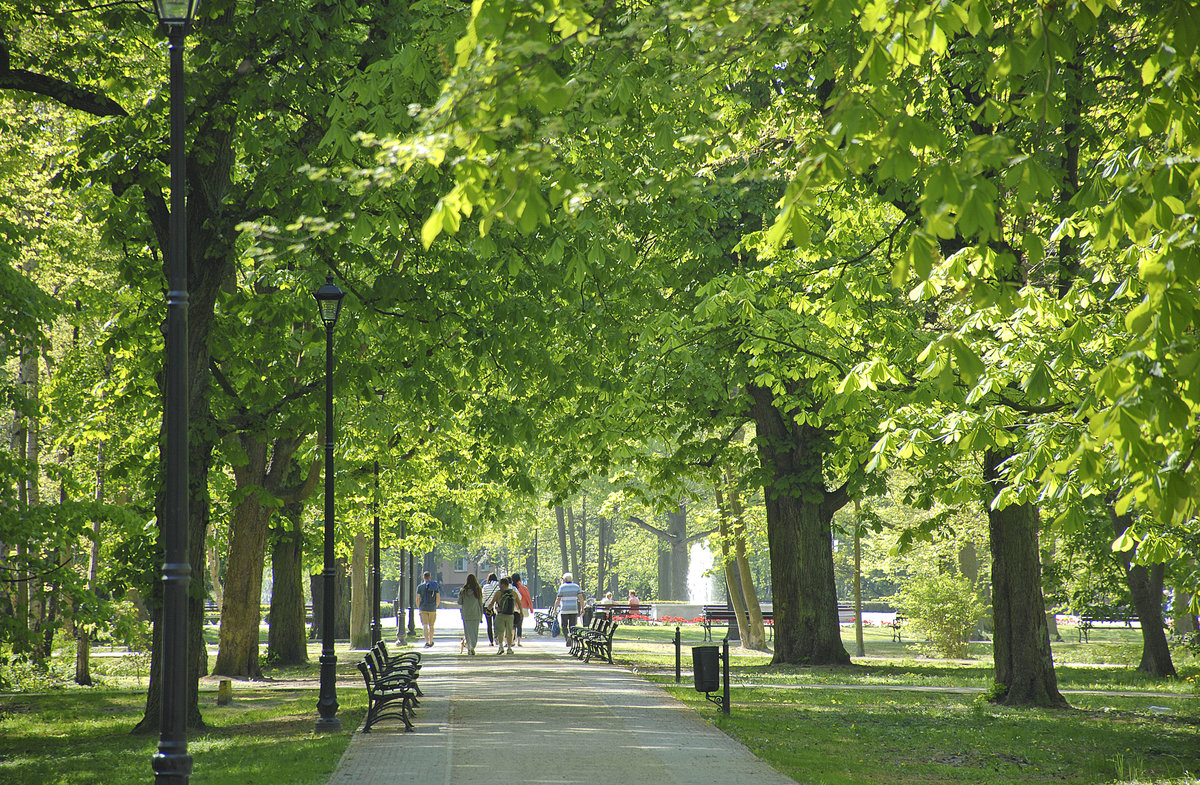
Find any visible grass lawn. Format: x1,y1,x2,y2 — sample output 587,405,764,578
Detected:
614,622,1200,785
1,623,1196,784
0,643,368,785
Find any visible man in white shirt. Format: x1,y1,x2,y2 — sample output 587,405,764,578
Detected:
551,572,584,648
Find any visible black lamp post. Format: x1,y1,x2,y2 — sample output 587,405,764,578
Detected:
151,1,200,782
371,459,382,645
314,275,345,733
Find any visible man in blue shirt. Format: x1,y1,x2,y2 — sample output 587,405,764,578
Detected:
416,571,441,648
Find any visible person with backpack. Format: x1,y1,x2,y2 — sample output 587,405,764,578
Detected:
486,576,521,654
416,571,441,648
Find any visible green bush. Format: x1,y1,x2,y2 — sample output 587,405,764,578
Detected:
892,571,984,659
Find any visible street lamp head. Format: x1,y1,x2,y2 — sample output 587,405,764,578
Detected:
153,0,201,29
314,274,346,327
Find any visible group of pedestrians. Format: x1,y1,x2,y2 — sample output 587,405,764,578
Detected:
457,571,533,655
415,568,630,656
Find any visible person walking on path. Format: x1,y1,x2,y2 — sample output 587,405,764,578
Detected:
511,573,533,646
416,571,441,648
486,577,521,654
457,573,484,655
552,573,583,648
480,573,500,646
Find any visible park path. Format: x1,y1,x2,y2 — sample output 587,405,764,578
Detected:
325,629,798,785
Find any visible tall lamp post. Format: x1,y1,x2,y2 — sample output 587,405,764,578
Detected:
314,275,345,733
151,1,200,782
371,459,382,645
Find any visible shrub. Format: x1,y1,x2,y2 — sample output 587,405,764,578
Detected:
892,571,984,659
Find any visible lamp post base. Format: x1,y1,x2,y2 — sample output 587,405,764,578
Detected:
314,716,343,733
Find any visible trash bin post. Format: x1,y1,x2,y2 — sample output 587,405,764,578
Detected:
675,626,681,684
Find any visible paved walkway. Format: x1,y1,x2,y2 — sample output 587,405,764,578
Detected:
326,625,797,785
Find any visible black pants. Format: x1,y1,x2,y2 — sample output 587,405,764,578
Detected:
485,612,495,644
514,611,524,639
560,612,578,646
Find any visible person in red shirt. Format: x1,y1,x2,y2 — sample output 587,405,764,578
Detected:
511,573,534,646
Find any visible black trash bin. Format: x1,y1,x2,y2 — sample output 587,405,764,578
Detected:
692,645,720,693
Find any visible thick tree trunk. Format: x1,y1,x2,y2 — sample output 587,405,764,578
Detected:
748,384,849,666
266,498,308,665
667,504,689,601
214,435,311,678
134,184,235,732
1111,510,1175,677
984,449,1067,708
350,532,371,650
213,438,270,679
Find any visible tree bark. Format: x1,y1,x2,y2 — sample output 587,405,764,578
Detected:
748,384,849,666
984,448,1067,707
350,532,371,650
1172,587,1197,636
556,506,569,578
727,470,766,648
666,503,689,601
1111,510,1175,677
566,506,579,581
715,482,750,643
266,496,307,666
213,435,312,678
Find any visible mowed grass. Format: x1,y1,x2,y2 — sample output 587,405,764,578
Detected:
614,622,1200,785
0,646,368,785
2,624,1196,785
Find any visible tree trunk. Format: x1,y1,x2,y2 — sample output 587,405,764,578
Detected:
214,434,311,678
596,515,609,600
1172,587,1197,636
984,448,1067,707
334,556,350,638
1111,510,1175,677
578,493,589,582
728,471,766,649
350,532,371,650
667,503,689,601
748,384,849,666
566,506,579,581
715,482,750,643
213,438,270,679
267,497,307,666
206,540,224,611
853,499,865,658
134,210,234,733
556,506,569,578
75,439,103,685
